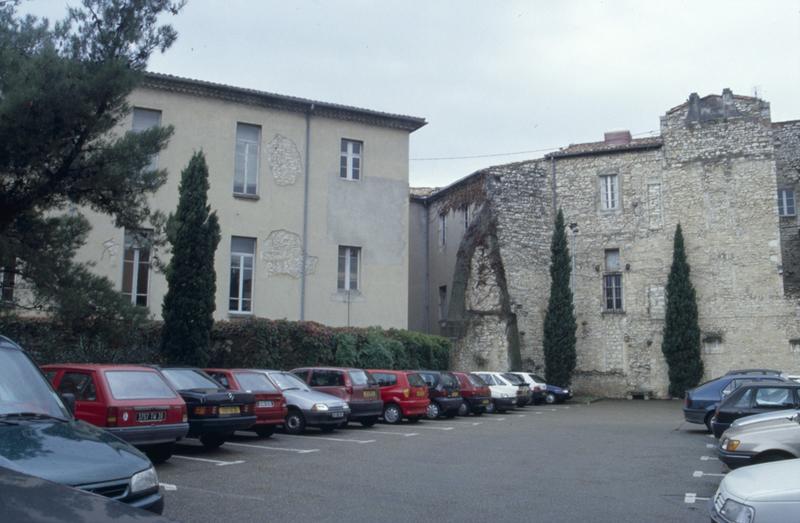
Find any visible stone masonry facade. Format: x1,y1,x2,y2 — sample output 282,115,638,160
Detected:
431,90,800,397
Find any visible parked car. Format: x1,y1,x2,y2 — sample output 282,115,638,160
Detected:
472,372,518,413
709,458,800,523
417,371,462,419
291,367,383,427
0,336,163,513
0,466,175,523
205,368,287,438
43,364,188,463
729,408,800,432
156,367,256,449
684,373,788,431
725,369,783,376
452,372,491,416
542,383,573,404
718,416,800,469
711,381,800,438
256,370,350,434
501,373,532,406
368,369,430,424
507,372,547,404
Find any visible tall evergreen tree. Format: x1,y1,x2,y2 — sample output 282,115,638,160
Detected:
662,224,704,398
161,152,220,366
543,209,577,387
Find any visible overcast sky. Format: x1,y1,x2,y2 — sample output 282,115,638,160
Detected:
22,0,800,188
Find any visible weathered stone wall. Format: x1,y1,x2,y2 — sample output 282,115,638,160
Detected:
774,120,800,296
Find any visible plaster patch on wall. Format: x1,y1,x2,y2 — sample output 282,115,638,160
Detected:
101,238,119,260
267,134,302,186
647,285,665,319
262,230,317,278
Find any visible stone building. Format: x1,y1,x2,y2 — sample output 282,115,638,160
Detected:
63,73,425,327
410,89,800,397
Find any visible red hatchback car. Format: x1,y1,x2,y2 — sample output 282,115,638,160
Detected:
452,372,491,416
291,367,383,427
367,370,430,424
205,368,287,438
42,364,188,463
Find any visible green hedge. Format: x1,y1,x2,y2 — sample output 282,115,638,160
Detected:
0,316,450,371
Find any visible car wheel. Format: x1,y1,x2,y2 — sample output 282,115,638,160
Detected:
199,434,226,449
545,393,556,404
254,426,275,438
457,401,470,417
285,410,306,435
383,404,402,424
407,416,421,423
753,451,794,464
485,401,496,414
145,442,174,464
704,412,714,433
360,417,378,428
426,402,441,420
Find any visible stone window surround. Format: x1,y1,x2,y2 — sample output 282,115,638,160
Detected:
778,187,796,217
598,171,622,213
602,247,624,313
340,138,363,182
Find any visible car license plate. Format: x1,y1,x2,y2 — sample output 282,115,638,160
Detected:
450,392,459,398
331,411,344,418
416,390,426,397
482,399,489,405
136,411,165,423
219,406,240,416
363,390,377,399
257,400,274,408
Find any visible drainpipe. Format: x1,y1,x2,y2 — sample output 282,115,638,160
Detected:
424,198,431,332
300,103,314,320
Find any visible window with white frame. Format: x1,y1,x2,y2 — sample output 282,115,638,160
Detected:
600,174,619,211
229,237,256,313
337,246,360,291
438,214,446,247
603,249,623,311
340,139,362,180
438,285,448,321
131,108,162,171
464,206,470,229
122,230,152,307
778,188,796,217
234,123,261,195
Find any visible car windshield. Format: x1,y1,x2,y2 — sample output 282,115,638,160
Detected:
468,374,487,387
0,348,68,418
234,372,278,393
105,371,177,400
269,372,310,392
407,373,426,387
502,373,524,385
161,369,221,390
348,370,375,386
530,374,546,383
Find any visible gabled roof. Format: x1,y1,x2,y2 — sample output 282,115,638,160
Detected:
546,136,663,159
142,72,427,132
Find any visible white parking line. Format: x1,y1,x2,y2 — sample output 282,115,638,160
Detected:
684,493,711,504
281,435,375,444
484,417,506,421
412,425,455,431
172,455,245,467
159,483,177,491
706,443,716,449
366,430,419,437
226,442,320,453
529,408,558,412
700,456,719,461
693,470,725,478
471,422,483,426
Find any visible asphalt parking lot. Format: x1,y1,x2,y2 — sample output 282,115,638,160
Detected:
157,400,724,523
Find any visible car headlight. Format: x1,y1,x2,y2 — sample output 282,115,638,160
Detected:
311,403,329,412
130,466,158,494
720,499,754,523
724,439,741,451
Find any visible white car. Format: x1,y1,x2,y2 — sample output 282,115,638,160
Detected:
507,372,548,405
710,458,800,522
472,372,518,413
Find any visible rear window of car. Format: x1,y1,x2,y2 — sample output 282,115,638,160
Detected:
530,374,546,383
105,371,177,400
372,372,397,387
440,373,459,388
468,374,487,387
234,372,278,393
348,370,374,386
407,373,426,388
418,373,438,387
161,369,221,390
475,373,495,385
310,370,345,387
270,372,310,392
502,373,523,385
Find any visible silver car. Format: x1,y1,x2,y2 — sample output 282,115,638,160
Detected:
709,458,800,522
718,415,800,469
729,408,799,431
258,370,350,435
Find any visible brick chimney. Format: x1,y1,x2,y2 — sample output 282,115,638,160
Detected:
604,130,632,145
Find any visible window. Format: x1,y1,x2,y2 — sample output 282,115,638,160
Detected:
778,189,796,217
234,123,260,195
209,373,230,389
600,174,619,210
310,370,345,387
131,108,162,170
438,285,448,321
122,230,151,307
58,372,97,402
234,372,278,393
229,237,255,313
464,206,470,229
721,379,741,397
105,371,177,400
438,214,446,247
372,372,397,387
340,139,362,180
1,260,15,304
337,246,360,291
754,387,796,408
603,249,623,311
730,389,754,409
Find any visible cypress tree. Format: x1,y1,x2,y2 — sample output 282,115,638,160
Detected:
543,209,577,387
161,152,221,366
662,224,704,398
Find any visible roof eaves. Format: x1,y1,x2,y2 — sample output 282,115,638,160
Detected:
546,140,663,159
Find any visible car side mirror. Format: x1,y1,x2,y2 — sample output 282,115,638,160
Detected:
60,392,76,414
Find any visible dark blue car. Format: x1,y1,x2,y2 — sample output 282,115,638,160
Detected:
683,372,788,431
544,384,572,404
